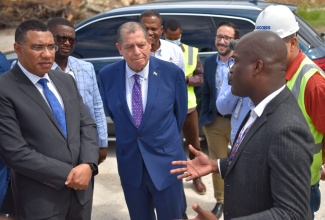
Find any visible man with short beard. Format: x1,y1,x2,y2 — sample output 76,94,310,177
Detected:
47,17,108,165
199,22,239,218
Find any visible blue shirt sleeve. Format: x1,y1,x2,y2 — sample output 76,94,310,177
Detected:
216,71,239,115
0,52,11,74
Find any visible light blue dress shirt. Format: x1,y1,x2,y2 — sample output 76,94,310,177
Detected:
215,56,234,98
216,68,254,144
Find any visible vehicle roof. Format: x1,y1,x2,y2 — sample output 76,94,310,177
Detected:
106,0,297,13
76,0,297,28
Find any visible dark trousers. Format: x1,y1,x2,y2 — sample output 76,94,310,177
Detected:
1,181,92,220
182,109,201,159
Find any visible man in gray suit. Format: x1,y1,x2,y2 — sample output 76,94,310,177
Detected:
171,30,314,219
0,19,99,220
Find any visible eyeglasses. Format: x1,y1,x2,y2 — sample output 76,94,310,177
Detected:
16,43,58,53
54,34,77,45
31,45,58,53
216,35,234,42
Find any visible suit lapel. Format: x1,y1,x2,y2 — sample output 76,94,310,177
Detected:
227,113,267,174
207,54,217,100
208,54,217,87
68,57,82,89
117,60,135,126
226,87,290,174
13,66,65,137
139,57,160,129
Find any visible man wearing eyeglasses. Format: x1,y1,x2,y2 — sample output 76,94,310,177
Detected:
47,17,108,165
199,22,239,219
0,19,99,220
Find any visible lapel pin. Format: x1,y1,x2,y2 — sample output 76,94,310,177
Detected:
153,71,158,76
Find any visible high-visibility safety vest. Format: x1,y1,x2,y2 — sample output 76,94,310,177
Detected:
182,43,198,109
286,56,325,185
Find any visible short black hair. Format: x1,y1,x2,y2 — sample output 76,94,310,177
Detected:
47,17,74,31
163,19,181,32
139,10,162,24
217,22,239,39
15,19,48,43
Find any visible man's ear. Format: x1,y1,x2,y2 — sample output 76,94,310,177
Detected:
14,42,21,56
291,36,299,51
116,43,123,56
255,60,264,74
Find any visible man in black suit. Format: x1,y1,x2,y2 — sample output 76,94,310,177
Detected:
0,19,99,220
171,30,314,219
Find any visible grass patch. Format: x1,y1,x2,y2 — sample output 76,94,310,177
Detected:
296,8,325,29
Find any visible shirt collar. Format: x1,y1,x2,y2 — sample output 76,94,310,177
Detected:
126,61,149,80
252,85,286,118
17,61,51,85
51,57,72,73
216,54,234,66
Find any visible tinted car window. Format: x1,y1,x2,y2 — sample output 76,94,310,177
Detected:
162,15,216,52
212,17,255,39
75,14,256,59
161,15,255,52
74,16,138,58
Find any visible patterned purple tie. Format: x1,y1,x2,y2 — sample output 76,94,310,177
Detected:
229,112,255,162
132,74,143,127
229,122,254,162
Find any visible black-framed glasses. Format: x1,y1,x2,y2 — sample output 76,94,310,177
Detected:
54,34,77,45
216,35,234,42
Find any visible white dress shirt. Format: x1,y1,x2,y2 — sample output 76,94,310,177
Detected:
18,61,64,109
125,62,149,113
151,39,186,74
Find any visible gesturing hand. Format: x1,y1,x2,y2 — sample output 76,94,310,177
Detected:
170,145,217,181
190,203,218,220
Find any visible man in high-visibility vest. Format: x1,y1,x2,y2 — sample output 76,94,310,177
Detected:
255,5,325,219
164,19,207,195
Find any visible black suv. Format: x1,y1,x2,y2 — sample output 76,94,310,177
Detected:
73,0,325,74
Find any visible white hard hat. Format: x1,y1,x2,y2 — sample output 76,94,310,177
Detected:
255,5,299,38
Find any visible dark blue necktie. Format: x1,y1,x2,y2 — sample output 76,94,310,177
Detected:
38,78,67,138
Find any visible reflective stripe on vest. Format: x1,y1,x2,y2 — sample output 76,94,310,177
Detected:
187,46,194,66
182,43,198,109
290,63,324,154
286,56,324,185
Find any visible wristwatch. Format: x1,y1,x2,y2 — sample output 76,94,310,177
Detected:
88,163,97,172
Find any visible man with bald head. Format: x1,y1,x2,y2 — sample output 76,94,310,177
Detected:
171,30,314,219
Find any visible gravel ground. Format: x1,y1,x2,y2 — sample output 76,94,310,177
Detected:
92,143,325,220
